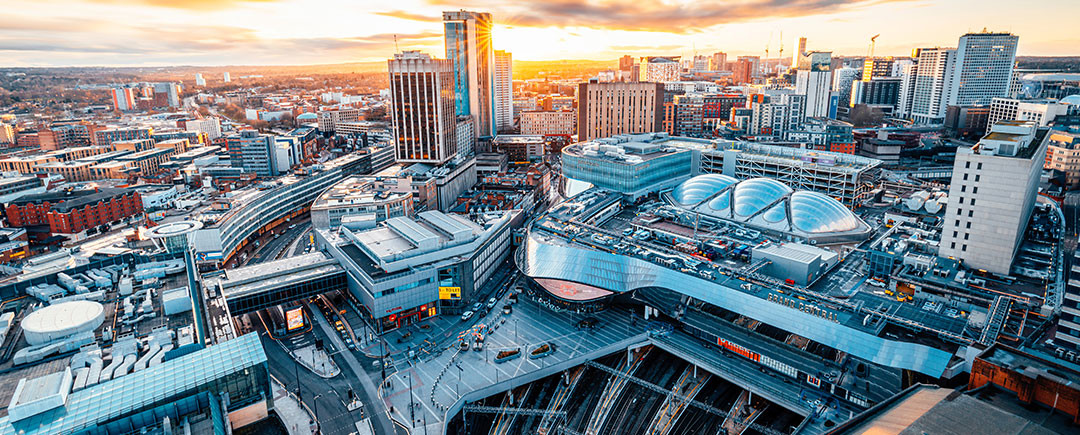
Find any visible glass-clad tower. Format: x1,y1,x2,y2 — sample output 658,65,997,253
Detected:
443,10,495,138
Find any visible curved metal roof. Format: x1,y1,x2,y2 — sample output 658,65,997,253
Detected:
789,191,860,233
732,178,792,217
669,175,866,238
670,173,737,206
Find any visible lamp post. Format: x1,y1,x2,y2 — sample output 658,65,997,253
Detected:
312,394,321,434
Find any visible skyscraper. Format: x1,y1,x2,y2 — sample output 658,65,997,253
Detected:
194,73,205,86
793,37,807,67
577,81,664,141
223,72,231,83
388,51,458,164
710,52,727,71
909,47,957,124
110,86,137,112
939,120,1045,275
949,32,1019,107
444,10,495,138
861,57,894,81
795,51,833,118
493,50,513,133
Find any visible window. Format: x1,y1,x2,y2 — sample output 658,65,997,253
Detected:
965,161,971,169
968,210,974,218
951,242,956,249
959,197,964,204
966,222,972,229
957,208,963,216
972,187,978,194
955,220,961,227
962,244,967,251
963,174,969,181
977,163,983,170
964,233,969,240
953,231,958,238
970,199,975,206
961,185,966,193
975,175,980,182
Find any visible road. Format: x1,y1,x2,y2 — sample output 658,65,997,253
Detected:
246,219,311,266
253,313,382,435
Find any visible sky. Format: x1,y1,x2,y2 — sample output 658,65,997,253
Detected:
2,0,1078,67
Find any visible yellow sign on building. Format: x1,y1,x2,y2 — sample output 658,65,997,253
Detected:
439,286,461,300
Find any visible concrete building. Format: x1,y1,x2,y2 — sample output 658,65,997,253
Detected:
710,52,727,71
316,108,361,133
747,92,806,138
493,50,513,133
110,86,137,112
0,123,15,144
317,209,519,331
311,176,414,230
950,32,1019,107
577,81,664,141
388,51,458,164
491,135,545,162
987,97,1073,132
861,57,895,81
1058,249,1080,350
520,109,575,136
1044,130,1080,187
194,73,205,86
638,57,681,82
444,10,496,137
939,121,1047,275
455,116,476,157
226,131,278,177
184,117,222,140
851,77,901,108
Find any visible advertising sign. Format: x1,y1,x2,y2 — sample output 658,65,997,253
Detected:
286,306,304,331
439,286,461,300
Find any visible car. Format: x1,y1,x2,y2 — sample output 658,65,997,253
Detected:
472,303,483,312
461,311,475,321
288,224,297,230
486,297,498,309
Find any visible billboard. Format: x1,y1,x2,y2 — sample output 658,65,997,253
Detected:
286,306,304,331
439,286,461,300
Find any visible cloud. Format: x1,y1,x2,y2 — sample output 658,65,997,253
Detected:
84,0,282,11
375,10,443,23
427,0,911,34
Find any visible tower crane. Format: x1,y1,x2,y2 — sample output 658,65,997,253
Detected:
868,34,880,58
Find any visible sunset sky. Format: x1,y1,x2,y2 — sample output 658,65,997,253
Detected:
3,0,1078,67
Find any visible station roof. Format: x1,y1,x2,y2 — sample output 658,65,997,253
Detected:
0,333,266,435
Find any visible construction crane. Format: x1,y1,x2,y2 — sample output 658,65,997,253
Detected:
868,34,880,58
778,31,784,68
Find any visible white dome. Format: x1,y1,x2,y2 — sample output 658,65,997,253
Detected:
22,301,104,345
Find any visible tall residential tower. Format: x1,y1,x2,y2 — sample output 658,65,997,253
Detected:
493,50,513,133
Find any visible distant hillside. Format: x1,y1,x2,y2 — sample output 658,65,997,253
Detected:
513,59,616,81
1016,56,1080,72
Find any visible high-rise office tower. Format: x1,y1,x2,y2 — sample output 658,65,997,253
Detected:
795,51,833,118
896,62,918,118
577,82,664,141
950,32,1019,107
444,10,495,138
793,37,807,67
493,50,513,133
711,52,727,71
909,47,956,124
939,120,1045,275
388,51,458,164
194,73,205,87
832,67,860,108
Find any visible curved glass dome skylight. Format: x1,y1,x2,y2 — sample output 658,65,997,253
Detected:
761,201,788,223
671,174,737,206
732,178,792,217
789,191,859,233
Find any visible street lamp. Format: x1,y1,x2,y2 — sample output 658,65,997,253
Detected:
312,394,321,434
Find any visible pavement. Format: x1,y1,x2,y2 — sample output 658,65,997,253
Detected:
272,379,315,435
380,290,648,435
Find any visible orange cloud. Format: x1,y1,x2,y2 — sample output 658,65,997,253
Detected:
85,0,282,10
427,0,913,33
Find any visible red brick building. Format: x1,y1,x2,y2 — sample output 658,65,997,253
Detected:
5,188,142,237
970,344,1080,425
